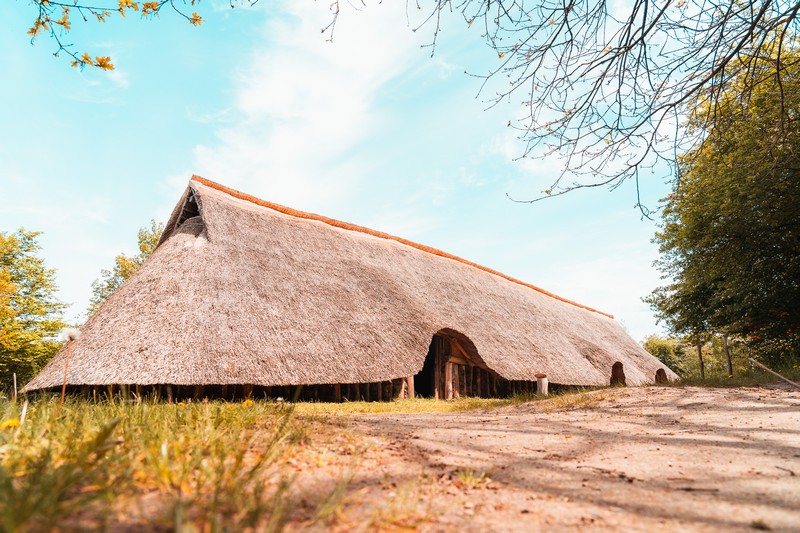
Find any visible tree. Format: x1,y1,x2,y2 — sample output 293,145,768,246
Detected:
24,1,800,206
642,335,686,374
0,229,67,388
88,219,164,314
406,1,800,205
24,0,229,70
647,54,800,365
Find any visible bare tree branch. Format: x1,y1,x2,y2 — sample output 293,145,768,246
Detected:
388,1,800,211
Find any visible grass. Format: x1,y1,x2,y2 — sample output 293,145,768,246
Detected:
294,388,606,416
0,386,612,530
451,466,493,489
0,396,344,532
658,363,800,388
8,378,786,530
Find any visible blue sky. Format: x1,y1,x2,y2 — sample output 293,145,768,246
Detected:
0,1,672,340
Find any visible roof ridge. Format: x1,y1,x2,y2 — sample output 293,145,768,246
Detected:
190,175,614,319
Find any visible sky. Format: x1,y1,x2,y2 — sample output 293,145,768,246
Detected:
0,0,673,341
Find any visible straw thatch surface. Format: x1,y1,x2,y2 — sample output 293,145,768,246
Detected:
25,177,675,391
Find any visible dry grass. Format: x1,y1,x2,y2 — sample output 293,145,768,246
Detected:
294,387,607,416
0,396,348,532
0,386,619,531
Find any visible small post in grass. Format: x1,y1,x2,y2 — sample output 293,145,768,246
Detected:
12,373,17,402
535,373,549,396
56,328,80,417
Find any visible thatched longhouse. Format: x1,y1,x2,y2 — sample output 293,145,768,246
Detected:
25,176,675,400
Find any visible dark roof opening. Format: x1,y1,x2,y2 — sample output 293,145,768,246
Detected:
175,189,200,228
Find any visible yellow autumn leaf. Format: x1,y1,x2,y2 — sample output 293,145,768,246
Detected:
95,56,115,70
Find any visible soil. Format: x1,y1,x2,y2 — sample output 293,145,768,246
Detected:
289,386,800,532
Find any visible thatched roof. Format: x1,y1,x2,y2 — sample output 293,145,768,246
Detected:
25,176,675,390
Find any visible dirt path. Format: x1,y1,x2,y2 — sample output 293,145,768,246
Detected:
315,386,800,532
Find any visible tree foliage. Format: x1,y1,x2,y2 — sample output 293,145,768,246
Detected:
0,230,66,388
24,0,253,70
647,54,800,364
642,335,686,374
88,219,164,315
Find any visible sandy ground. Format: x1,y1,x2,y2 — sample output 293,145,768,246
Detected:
289,386,800,532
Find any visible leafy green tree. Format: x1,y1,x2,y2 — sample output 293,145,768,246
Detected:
88,220,164,314
642,335,687,375
0,229,67,388
648,54,800,366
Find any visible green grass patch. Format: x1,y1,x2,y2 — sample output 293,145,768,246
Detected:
0,396,339,532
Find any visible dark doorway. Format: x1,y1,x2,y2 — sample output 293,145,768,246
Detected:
414,334,452,398
415,338,438,398
611,361,626,386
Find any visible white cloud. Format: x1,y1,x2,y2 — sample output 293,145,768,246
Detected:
184,1,427,213
107,69,130,89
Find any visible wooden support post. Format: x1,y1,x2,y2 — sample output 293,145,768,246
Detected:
377,381,383,402
135,384,141,398
453,365,461,399
476,369,482,398
221,384,228,399
445,363,454,400
244,384,254,399
365,382,371,402
193,385,202,401
407,376,415,399
334,383,341,403
165,385,173,403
